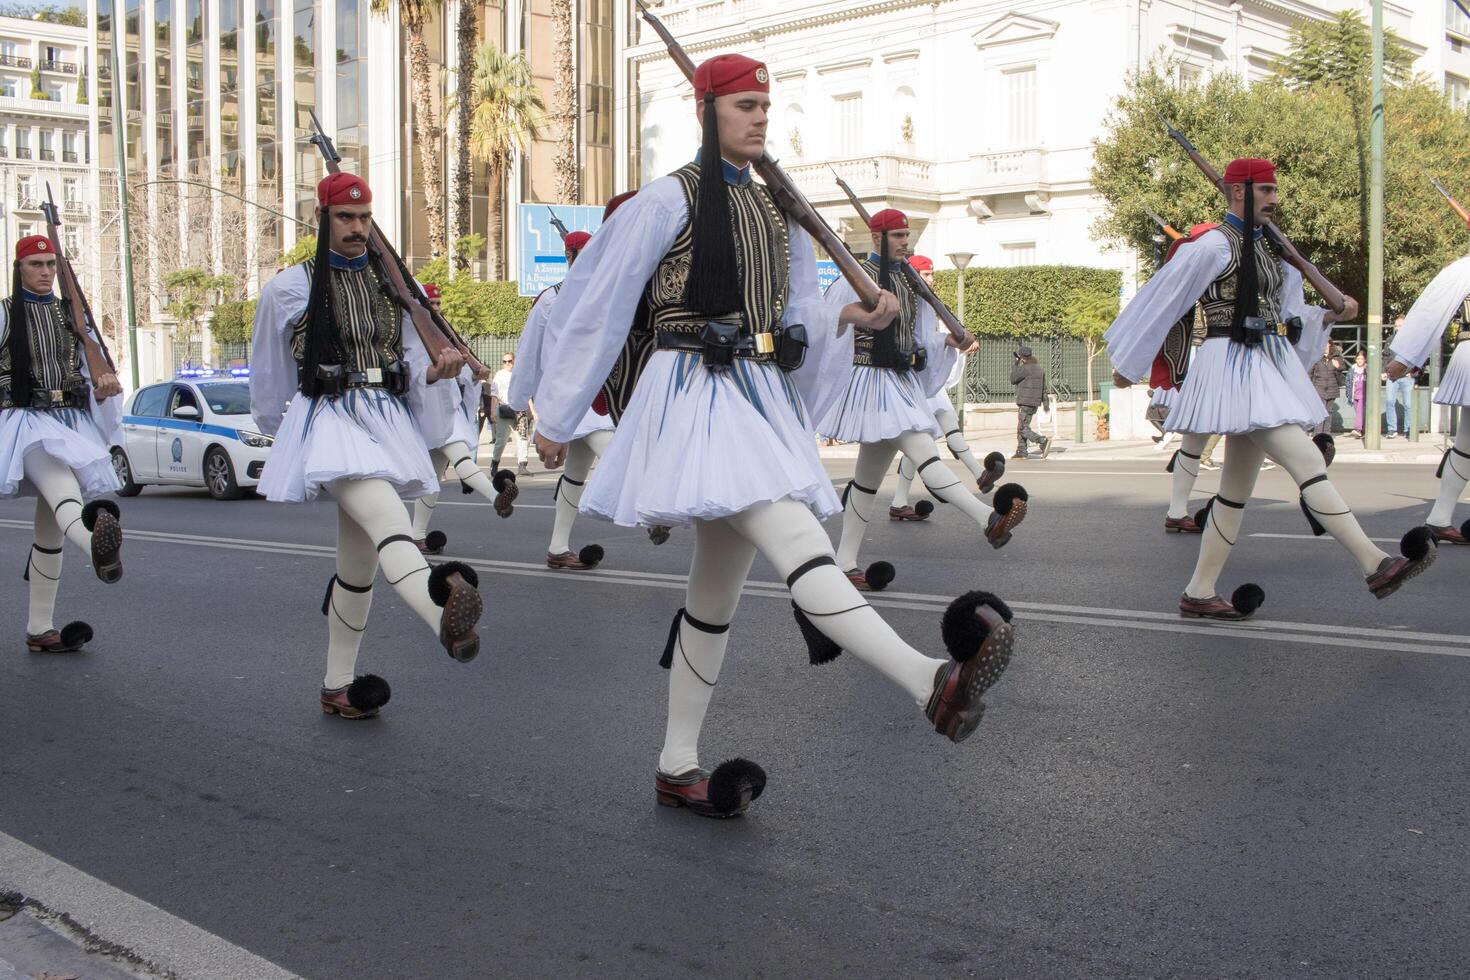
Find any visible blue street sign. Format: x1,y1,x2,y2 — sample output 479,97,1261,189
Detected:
517,204,604,297
815,260,840,293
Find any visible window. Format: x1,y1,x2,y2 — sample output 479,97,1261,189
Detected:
62,131,77,162
1178,63,1202,88
38,130,53,160
1002,242,1036,266
132,384,171,418
1450,73,1470,111
17,174,34,202
169,385,200,416
0,41,16,59
44,45,61,63
1003,66,1036,148
0,77,16,97
833,93,862,157
199,382,250,415
17,222,33,238
43,81,61,101
1450,0,1470,37
63,227,81,255
14,128,29,160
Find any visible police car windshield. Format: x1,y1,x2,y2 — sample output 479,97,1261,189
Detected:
198,382,250,415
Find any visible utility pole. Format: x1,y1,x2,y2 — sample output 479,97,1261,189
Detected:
109,0,139,389
1364,0,1385,450
946,251,975,419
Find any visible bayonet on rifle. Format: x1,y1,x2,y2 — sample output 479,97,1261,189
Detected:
1142,206,1183,241
1431,178,1470,227
546,207,571,242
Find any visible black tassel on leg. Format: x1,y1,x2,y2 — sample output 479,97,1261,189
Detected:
792,603,843,665
1299,496,1327,536
659,609,684,669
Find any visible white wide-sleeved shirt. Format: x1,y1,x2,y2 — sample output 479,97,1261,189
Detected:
1393,255,1470,370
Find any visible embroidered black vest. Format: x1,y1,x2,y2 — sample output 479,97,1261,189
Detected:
1198,224,1286,335
852,256,919,368
290,259,402,373
0,296,82,398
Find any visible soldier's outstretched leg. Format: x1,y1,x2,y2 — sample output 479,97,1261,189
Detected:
547,428,613,570
1425,407,1469,545
1180,434,1267,620
1164,433,1211,533
893,430,1026,550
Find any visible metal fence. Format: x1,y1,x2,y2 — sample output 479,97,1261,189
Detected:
962,335,1113,405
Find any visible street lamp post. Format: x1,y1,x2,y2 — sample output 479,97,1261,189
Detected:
1365,0,1385,450
946,251,975,419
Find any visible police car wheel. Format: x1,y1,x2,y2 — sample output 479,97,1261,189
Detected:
111,449,142,497
205,448,243,501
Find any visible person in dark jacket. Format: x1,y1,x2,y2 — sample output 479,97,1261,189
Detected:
1307,342,1346,436
1010,346,1050,458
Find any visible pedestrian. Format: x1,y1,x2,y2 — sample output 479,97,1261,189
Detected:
1385,254,1470,545
1010,345,1050,459
1106,156,1434,619
532,53,1015,818
490,351,529,475
1383,318,1415,438
818,209,1024,592
1347,350,1367,437
250,173,485,721
2,234,125,653
1307,342,1345,436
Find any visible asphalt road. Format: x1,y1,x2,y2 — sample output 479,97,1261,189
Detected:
1,455,1466,979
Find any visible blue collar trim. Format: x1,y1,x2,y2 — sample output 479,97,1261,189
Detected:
867,252,903,269
20,288,55,303
693,150,753,186
329,250,371,271
1222,212,1264,241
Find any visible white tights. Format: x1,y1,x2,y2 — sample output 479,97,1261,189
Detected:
1185,425,1388,599
324,478,442,689
836,430,995,572
1167,433,1211,520
1427,407,1469,527
551,429,614,555
411,441,502,539
21,451,93,634
660,498,945,775
892,407,985,508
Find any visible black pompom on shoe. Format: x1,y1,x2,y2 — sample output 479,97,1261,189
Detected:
1230,583,1266,616
864,560,896,592
707,758,767,815
940,591,1014,663
81,498,120,531
424,530,448,554
58,621,93,650
347,674,392,712
1401,525,1433,561
491,469,517,493
1461,518,1470,543
792,602,842,665
428,561,480,607
993,483,1028,515
914,500,935,517
577,544,605,568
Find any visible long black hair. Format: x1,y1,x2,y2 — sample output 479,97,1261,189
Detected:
1232,180,1260,332
683,93,742,318
297,210,342,397
5,261,33,403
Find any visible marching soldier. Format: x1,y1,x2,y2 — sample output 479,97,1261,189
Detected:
250,173,486,720
2,234,125,653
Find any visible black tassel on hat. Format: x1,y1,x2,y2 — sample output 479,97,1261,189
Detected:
684,94,742,318
298,210,343,398
6,261,34,405
871,225,899,364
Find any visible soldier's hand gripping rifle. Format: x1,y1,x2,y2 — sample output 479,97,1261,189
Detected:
306,110,489,380
1142,206,1183,241
1157,115,1347,314
546,206,571,242
830,167,974,346
41,184,120,400
1430,178,1470,229
633,0,885,316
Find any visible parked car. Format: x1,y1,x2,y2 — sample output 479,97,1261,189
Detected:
111,371,272,500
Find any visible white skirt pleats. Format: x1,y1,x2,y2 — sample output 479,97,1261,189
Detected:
572,406,616,441
1433,341,1470,406
815,365,942,443
927,391,957,416
259,388,439,502
1166,336,1326,435
580,351,840,528
0,406,120,499
448,395,481,452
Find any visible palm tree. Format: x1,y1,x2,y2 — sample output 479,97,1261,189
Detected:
551,0,578,203
370,0,447,258
463,45,548,279
448,0,479,269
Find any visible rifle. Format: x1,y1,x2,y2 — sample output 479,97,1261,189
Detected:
41,183,117,398
1430,178,1470,228
546,206,571,242
633,0,882,313
306,110,489,379
829,167,972,345
1157,114,1347,314
1142,206,1183,241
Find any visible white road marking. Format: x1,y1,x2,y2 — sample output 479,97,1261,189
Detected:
1251,532,1400,543
3,520,1463,658
0,830,300,980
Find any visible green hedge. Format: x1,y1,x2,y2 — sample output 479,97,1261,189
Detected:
931,265,1122,338
211,299,257,345
415,256,534,337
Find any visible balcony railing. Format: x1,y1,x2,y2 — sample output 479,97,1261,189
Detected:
0,146,6,158
0,54,32,69
14,146,31,159
40,60,77,74
16,197,40,210
38,147,54,160
785,154,936,202
62,149,78,162
63,200,84,214
973,148,1049,193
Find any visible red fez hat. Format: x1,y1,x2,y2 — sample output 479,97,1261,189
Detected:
15,235,51,260
693,54,769,100
868,208,909,233
422,282,442,300
908,255,933,272
603,190,636,222
1222,158,1276,184
564,231,592,252
317,172,373,206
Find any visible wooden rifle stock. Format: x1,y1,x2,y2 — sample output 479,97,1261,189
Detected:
305,110,488,378
41,185,115,398
633,0,881,310
1431,178,1470,228
830,169,971,344
1158,115,1347,314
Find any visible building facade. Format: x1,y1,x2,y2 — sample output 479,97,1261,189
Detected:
623,0,1468,297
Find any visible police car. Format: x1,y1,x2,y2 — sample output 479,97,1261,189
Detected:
110,369,273,500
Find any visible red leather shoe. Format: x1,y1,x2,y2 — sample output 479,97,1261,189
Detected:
547,550,593,570
985,500,1026,549
925,604,1013,743
1366,552,1436,600
90,508,122,583
25,623,91,653
888,505,929,522
845,568,872,591
1427,524,1467,545
655,759,766,818
1178,594,1250,620
1165,516,1202,534
320,674,391,719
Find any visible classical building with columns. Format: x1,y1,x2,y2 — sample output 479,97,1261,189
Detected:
623,0,1470,293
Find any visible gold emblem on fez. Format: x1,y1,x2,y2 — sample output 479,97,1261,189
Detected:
755,68,768,84
349,186,362,200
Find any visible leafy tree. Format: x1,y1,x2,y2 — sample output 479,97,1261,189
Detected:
416,235,533,337
278,234,316,268
163,268,234,342
75,66,86,105
211,299,257,346
1064,291,1120,400
931,265,1121,337
1275,11,1414,93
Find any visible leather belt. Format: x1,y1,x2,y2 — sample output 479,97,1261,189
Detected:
1,385,89,410
656,329,763,359
1205,323,1296,339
